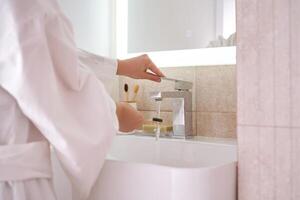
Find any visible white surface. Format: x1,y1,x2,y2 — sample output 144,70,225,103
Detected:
58,0,114,57
53,135,237,200
121,47,236,67
222,0,236,38
1,1,118,199
216,0,236,38
116,0,236,67
58,0,120,101
127,0,216,53
89,135,237,200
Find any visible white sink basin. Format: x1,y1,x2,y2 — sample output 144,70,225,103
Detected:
89,135,237,200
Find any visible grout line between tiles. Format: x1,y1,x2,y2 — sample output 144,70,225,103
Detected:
139,110,236,114
272,0,276,198
256,0,262,198
288,0,294,198
194,66,198,135
238,124,300,129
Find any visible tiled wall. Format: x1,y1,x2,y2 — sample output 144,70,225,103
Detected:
237,0,300,199
119,65,237,138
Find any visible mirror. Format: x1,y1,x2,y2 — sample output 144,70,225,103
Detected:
116,0,236,66
127,0,236,53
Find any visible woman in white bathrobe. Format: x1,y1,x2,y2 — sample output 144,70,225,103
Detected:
0,0,164,199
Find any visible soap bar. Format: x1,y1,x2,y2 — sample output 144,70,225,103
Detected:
142,124,173,133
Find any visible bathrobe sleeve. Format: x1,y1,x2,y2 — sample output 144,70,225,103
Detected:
77,49,118,88
0,13,118,199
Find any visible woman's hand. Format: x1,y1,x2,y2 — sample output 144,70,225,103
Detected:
116,102,144,133
117,54,165,82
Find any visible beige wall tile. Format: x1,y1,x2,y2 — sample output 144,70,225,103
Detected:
192,112,197,136
197,112,236,138
119,65,237,138
196,66,236,113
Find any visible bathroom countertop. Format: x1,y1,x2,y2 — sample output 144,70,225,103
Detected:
117,132,237,146
186,136,237,145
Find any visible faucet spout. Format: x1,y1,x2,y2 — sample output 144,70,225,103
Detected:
150,90,193,138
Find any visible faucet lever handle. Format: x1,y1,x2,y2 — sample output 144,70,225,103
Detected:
161,77,193,91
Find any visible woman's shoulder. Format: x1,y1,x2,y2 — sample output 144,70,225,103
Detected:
1,0,62,24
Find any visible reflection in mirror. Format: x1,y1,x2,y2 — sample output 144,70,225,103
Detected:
127,0,236,53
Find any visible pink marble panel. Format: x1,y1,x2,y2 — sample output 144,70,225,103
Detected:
237,0,296,128
274,0,291,127
259,127,275,200
291,0,300,127
292,128,300,199
237,0,260,126
238,125,260,200
275,128,292,200
238,126,294,200
237,0,274,126
237,0,300,198
256,0,275,126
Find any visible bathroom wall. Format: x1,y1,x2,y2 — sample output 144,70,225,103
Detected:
58,0,120,101
119,65,237,138
237,0,300,199
58,0,114,56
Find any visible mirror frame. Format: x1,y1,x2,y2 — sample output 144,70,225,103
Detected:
115,0,236,67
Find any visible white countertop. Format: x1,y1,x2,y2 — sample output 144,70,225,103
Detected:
117,132,237,146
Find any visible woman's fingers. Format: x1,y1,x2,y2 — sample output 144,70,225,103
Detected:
142,54,165,77
143,72,162,82
148,61,165,77
117,54,164,82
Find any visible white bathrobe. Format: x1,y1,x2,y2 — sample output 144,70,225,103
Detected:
0,0,119,199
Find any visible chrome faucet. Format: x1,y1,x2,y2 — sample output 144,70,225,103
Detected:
150,78,194,139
